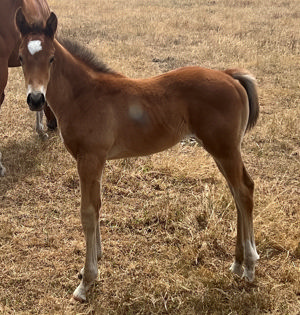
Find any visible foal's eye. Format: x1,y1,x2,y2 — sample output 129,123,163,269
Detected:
49,56,55,64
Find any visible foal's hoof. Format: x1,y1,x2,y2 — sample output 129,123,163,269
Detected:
0,165,6,177
230,261,244,278
243,267,255,282
70,295,86,304
38,132,49,140
71,295,86,304
72,283,87,303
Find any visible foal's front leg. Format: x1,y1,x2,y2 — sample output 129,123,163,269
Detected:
73,155,104,302
36,111,48,139
0,151,6,176
0,60,8,176
78,221,103,280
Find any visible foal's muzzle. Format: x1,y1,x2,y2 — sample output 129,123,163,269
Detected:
27,92,46,111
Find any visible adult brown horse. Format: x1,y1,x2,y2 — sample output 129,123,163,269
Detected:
16,10,260,302
0,0,57,175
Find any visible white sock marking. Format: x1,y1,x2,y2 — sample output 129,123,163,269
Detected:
245,240,259,262
27,40,42,55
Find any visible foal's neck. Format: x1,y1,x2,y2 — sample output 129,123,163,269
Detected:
46,40,92,121
46,39,124,124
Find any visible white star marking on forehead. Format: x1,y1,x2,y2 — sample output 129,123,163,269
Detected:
27,40,42,55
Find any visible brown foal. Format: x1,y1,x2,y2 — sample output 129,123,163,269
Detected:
16,10,260,302
0,0,56,175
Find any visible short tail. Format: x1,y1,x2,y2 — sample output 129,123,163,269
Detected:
224,69,259,132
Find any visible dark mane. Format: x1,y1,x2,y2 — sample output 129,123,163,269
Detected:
58,38,116,74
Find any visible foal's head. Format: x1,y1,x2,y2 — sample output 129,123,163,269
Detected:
16,8,57,111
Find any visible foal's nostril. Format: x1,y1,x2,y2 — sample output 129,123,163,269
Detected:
27,92,45,110
27,93,32,105
29,93,44,104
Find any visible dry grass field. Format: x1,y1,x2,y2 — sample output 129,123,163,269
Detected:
0,0,299,313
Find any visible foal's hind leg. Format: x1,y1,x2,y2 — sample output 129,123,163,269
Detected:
73,154,104,302
213,159,244,277
213,152,259,281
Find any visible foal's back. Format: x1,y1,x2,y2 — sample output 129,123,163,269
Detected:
88,66,249,160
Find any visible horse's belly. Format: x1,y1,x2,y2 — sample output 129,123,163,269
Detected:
106,133,184,160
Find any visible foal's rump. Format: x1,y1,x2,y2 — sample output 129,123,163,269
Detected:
171,67,258,153
155,66,258,135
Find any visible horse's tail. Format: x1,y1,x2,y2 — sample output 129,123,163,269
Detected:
224,69,259,132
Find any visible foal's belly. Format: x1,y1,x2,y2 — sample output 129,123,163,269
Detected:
106,132,186,160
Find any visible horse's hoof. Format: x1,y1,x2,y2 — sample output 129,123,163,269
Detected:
71,295,86,303
39,132,49,140
73,284,87,303
70,295,85,304
230,261,244,278
0,166,6,177
243,268,255,282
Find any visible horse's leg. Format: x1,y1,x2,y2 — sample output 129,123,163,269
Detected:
43,102,57,131
36,110,43,133
239,165,259,281
214,159,245,277
230,210,245,277
0,91,4,106
212,158,243,276
96,220,103,259
0,59,8,176
73,154,104,302
213,151,259,281
0,58,8,108
78,220,102,280
35,110,48,139
0,152,6,176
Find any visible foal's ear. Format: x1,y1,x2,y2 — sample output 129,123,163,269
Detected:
45,12,57,38
15,8,31,36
